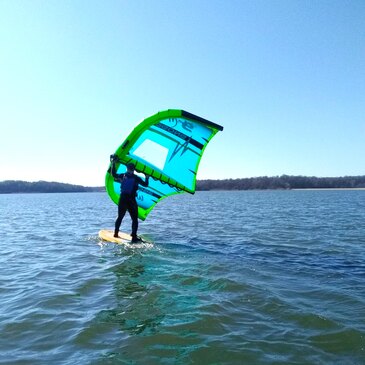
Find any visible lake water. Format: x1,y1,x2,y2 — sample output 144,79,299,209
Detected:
0,190,364,365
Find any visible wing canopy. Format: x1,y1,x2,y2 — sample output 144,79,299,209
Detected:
105,109,223,220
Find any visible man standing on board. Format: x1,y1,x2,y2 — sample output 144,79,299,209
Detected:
110,155,149,243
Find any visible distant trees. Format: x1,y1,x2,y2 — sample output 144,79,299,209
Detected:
0,180,104,194
1,175,365,194
196,175,365,191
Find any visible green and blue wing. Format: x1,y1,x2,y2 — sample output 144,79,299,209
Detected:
105,109,223,220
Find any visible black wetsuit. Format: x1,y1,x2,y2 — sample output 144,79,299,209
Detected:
111,164,149,239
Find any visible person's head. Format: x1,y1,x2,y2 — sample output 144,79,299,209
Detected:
126,162,135,173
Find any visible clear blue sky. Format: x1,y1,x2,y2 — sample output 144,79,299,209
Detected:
1,0,364,186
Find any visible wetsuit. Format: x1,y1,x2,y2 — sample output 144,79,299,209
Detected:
111,163,149,239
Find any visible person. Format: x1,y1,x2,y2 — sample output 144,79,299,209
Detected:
110,155,149,243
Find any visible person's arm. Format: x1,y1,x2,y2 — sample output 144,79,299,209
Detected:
110,155,122,179
111,162,118,179
139,174,149,187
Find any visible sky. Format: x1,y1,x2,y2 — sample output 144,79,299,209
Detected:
0,0,364,186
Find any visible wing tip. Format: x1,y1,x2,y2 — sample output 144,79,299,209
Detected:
181,110,224,131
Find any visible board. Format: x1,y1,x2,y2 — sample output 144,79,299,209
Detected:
98,229,152,248
99,229,133,244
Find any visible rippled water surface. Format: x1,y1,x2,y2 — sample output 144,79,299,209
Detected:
1,190,364,364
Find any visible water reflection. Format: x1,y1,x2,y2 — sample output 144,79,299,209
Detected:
96,252,164,336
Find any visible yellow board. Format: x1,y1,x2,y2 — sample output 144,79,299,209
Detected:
98,229,153,249
98,229,132,244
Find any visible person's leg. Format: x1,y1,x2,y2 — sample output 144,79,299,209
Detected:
114,197,127,237
128,199,139,240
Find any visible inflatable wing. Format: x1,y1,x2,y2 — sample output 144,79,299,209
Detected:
105,109,224,220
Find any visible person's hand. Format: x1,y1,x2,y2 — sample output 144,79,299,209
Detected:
110,154,118,162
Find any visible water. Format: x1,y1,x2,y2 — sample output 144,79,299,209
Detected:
1,190,364,364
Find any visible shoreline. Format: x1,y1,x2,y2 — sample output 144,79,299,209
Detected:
2,188,365,195
1,178,365,194
293,188,365,191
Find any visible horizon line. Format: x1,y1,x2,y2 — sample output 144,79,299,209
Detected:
1,174,365,188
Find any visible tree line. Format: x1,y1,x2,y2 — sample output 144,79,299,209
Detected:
0,180,104,194
1,175,364,194
196,175,365,191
